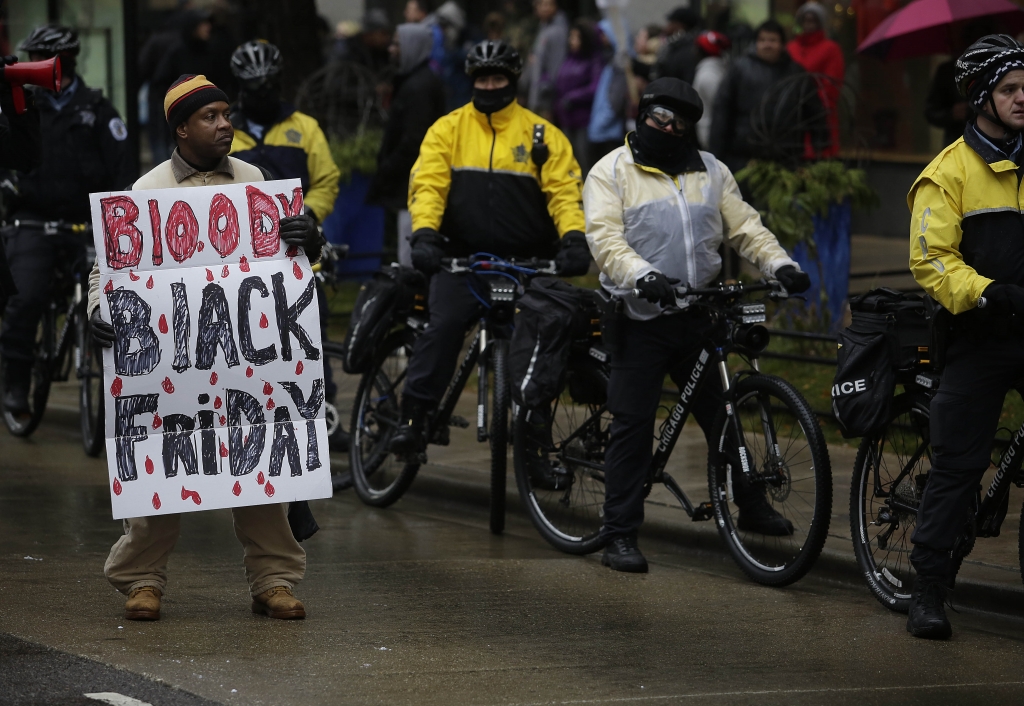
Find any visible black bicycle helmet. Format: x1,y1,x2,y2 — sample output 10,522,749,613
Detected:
19,25,79,55
955,34,1024,101
465,40,522,80
638,77,704,124
230,40,283,82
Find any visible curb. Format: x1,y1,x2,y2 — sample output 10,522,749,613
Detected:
376,462,1024,615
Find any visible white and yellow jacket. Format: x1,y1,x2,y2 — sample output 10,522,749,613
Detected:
583,138,797,320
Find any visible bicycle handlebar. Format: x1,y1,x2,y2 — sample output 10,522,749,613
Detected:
10,219,91,236
629,280,789,302
440,256,558,275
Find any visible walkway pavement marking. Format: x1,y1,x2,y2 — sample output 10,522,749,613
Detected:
503,680,1024,705
84,693,153,706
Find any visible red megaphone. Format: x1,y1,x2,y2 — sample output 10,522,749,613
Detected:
1,56,61,114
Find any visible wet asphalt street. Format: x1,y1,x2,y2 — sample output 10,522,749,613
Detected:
3,401,1024,705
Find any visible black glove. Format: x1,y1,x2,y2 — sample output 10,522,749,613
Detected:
90,308,116,348
280,211,325,263
555,230,592,277
635,271,681,307
980,283,1024,315
775,265,811,294
410,228,446,275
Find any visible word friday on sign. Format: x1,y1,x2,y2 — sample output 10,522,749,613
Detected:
91,178,332,519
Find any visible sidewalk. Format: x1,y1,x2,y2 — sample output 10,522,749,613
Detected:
407,396,1024,613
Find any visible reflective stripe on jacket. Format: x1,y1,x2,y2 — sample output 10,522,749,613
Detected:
409,100,584,258
230,108,340,222
908,124,1024,317
583,143,797,320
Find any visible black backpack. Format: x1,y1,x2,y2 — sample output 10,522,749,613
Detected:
340,265,426,374
831,288,941,438
509,278,603,409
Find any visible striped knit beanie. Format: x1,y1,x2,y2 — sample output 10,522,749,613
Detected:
164,74,229,130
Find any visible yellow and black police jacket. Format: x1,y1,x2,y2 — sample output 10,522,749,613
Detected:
909,123,1024,323
229,106,340,222
408,99,585,257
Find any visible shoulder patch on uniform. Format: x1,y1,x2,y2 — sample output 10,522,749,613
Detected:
285,129,302,144
108,117,128,141
512,144,528,163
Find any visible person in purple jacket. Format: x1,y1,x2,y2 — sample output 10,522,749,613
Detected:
553,20,604,175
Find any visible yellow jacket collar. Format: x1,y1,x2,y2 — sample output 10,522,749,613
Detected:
472,100,519,129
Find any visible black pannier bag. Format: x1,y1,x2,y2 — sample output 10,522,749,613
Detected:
509,277,604,409
340,265,426,374
832,287,935,438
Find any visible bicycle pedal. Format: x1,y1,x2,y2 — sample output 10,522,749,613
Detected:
448,415,470,428
691,502,715,522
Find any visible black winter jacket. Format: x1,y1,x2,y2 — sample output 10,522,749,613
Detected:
709,50,807,172
365,61,447,211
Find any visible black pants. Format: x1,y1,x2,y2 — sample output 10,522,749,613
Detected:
911,335,1024,578
0,225,84,363
602,314,725,540
403,270,483,404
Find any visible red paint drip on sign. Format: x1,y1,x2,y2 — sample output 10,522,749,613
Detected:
222,264,230,278
161,377,175,394
129,270,140,282
266,397,275,410
264,482,275,498
239,255,250,272
205,268,214,282
245,366,254,378
112,478,122,496
257,471,265,485
295,361,303,375
259,312,269,329
158,314,168,334
146,275,154,289
181,486,202,505
210,371,218,385
110,377,123,397
214,395,222,409
104,280,113,293
197,240,205,252
293,260,303,280
220,440,229,457
263,381,273,395
152,412,162,430
219,414,226,426
152,492,161,510
145,456,154,474
232,481,242,496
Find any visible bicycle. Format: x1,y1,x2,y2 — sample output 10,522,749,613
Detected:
349,254,557,535
850,370,1024,612
0,220,103,454
512,280,834,586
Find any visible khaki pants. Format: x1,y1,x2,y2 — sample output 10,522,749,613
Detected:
104,503,305,597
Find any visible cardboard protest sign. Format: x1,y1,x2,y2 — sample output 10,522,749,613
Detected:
89,179,332,519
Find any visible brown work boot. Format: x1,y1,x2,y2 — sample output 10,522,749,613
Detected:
251,586,305,620
124,586,161,621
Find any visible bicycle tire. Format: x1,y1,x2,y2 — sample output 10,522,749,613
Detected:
322,341,359,491
1,312,55,437
489,339,510,535
707,374,831,586
851,391,932,612
350,330,420,507
78,311,105,457
513,370,610,555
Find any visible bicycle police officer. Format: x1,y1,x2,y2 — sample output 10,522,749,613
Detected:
389,40,592,457
907,35,1024,640
583,77,811,573
0,25,134,415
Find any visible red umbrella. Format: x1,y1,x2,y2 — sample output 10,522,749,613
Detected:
857,0,1024,61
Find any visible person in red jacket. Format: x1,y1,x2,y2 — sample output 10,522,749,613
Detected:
787,2,844,157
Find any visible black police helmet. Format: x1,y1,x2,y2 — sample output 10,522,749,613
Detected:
638,77,704,124
955,34,1024,100
465,40,522,80
231,40,283,82
19,25,80,55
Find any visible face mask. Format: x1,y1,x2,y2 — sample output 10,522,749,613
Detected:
242,87,281,125
472,82,517,115
634,118,698,172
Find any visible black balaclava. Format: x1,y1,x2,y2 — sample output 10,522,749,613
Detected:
240,78,281,126
633,113,701,174
472,72,517,114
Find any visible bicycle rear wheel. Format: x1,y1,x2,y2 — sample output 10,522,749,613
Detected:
489,339,510,535
513,383,610,555
707,374,831,586
350,331,420,507
850,392,931,612
78,311,105,457
322,341,359,491
1,311,55,437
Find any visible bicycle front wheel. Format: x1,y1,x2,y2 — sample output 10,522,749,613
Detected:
489,339,510,535
850,392,931,612
78,311,105,457
350,331,420,507
323,341,360,491
707,374,831,586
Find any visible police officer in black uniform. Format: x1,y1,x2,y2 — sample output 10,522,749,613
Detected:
0,26,134,414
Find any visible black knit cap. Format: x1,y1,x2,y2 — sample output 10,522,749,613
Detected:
164,74,229,131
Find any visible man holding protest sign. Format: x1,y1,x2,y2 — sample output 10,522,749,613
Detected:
88,75,327,622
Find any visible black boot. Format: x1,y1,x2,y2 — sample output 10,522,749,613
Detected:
522,407,569,491
907,575,952,640
389,395,431,458
736,493,794,536
601,535,648,573
2,358,31,416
